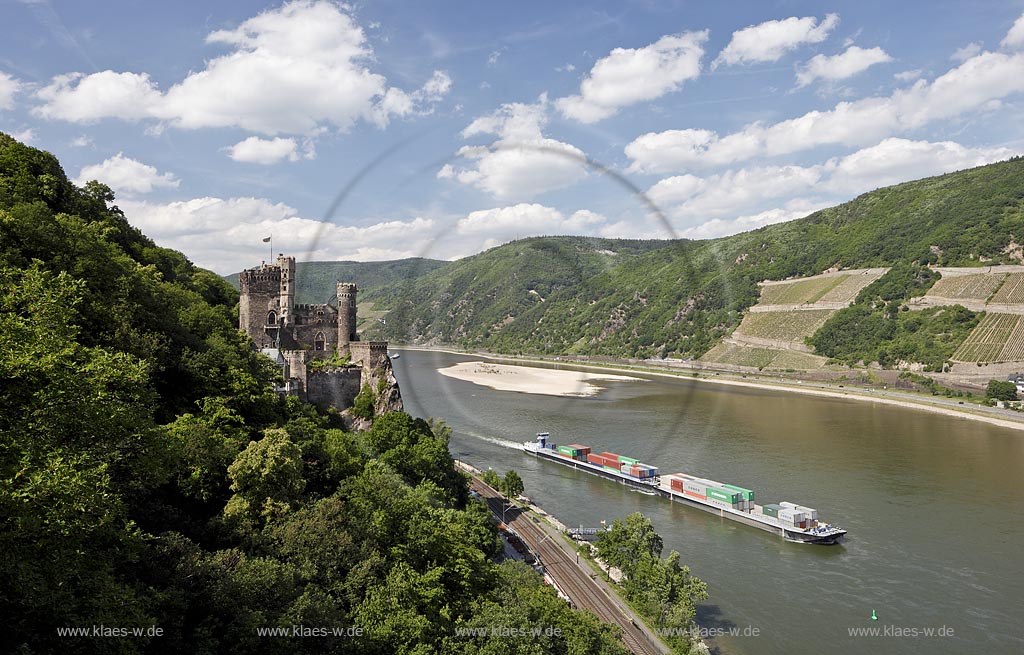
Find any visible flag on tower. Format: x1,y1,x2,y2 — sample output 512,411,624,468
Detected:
262,235,272,242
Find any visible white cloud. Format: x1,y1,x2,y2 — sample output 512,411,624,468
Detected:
33,1,447,135
894,69,922,82
74,153,179,195
35,71,162,122
456,203,606,239
650,165,824,220
643,138,1015,239
0,71,23,110
713,14,839,68
227,136,303,164
822,137,1014,194
1002,14,1024,50
117,195,611,272
69,134,93,147
417,70,452,102
11,128,36,144
119,196,440,273
796,46,892,87
678,201,828,240
951,42,983,62
555,30,707,123
627,48,1024,173
445,96,589,199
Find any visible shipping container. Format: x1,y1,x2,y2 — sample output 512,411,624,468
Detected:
707,488,742,503
601,452,620,460
683,490,707,501
779,501,798,509
670,479,684,492
795,505,818,520
567,444,591,455
723,484,755,501
618,456,639,465
762,503,782,518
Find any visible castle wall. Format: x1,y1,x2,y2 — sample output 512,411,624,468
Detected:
306,368,363,411
350,341,389,368
290,303,339,352
281,350,309,398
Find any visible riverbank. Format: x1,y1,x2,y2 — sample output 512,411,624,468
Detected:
437,360,643,397
399,345,1024,433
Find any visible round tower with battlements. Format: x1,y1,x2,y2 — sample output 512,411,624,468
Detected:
337,282,358,348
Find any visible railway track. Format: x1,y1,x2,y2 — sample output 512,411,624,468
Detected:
471,480,665,655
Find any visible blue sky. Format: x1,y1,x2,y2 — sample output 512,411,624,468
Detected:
2,0,1024,273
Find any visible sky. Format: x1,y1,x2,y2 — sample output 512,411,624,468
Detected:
2,0,1024,274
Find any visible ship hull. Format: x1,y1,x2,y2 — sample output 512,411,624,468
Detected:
524,443,846,545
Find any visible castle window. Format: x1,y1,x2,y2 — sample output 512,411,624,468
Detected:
267,310,277,325
314,332,326,351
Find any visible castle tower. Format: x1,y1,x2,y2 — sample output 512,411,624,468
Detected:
277,254,295,327
239,262,282,347
337,282,358,348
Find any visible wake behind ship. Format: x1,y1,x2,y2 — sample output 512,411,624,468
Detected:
523,432,846,545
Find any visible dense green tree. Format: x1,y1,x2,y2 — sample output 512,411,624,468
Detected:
986,380,1018,401
596,512,664,579
501,470,525,499
224,429,305,529
595,513,706,653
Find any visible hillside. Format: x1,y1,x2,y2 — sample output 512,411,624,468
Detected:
1,134,655,653
366,157,1024,363
224,257,448,304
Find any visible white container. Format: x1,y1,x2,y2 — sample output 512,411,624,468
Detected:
779,501,799,509
778,509,806,523
795,505,818,520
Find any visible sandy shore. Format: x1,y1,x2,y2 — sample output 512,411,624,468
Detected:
401,347,1024,433
437,361,643,397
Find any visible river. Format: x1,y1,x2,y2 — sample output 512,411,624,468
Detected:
390,349,1024,654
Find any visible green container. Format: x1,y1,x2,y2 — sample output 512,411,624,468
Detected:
603,465,620,472
617,456,639,464
723,484,755,501
762,503,781,518
556,446,578,455
707,488,741,503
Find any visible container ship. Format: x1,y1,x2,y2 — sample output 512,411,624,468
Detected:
522,433,846,545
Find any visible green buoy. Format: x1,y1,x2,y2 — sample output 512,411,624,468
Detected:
871,609,878,621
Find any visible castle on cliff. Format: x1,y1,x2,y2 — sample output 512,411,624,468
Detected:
239,254,400,415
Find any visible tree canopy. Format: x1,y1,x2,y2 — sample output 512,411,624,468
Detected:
0,133,637,654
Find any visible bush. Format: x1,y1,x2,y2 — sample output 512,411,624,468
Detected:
351,383,375,419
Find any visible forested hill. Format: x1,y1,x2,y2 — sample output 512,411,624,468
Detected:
365,157,1024,359
224,257,448,304
3,134,679,653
